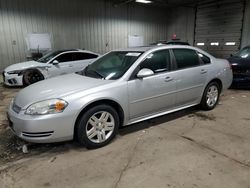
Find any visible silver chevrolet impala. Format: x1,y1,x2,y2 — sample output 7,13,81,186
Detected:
8,45,232,149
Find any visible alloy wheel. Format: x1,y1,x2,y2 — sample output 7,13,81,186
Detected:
206,85,219,107
86,111,115,143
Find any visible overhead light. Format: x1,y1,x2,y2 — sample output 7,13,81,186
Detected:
135,0,152,4
197,43,205,46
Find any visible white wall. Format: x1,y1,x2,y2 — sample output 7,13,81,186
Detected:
0,0,195,71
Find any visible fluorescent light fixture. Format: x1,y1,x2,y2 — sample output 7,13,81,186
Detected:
210,42,219,46
225,42,236,46
135,0,152,4
197,43,205,46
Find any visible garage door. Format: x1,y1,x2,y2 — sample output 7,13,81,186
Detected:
194,0,245,58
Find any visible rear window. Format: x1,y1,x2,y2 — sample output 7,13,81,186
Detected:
73,52,98,61
173,49,200,69
198,52,211,64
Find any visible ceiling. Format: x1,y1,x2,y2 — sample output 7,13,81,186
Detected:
112,0,220,8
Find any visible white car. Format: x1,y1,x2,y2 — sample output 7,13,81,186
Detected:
2,49,100,86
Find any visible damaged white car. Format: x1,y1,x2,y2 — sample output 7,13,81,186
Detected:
2,49,100,86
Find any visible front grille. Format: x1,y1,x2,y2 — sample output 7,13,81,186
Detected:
22,131,54,138
233,68,250,75
12,103,22,114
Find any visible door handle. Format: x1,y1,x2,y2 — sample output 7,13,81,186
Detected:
68,65,73,67
164,76,174,82
201,69,207,74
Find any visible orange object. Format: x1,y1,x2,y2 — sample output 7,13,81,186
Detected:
55,101,65,111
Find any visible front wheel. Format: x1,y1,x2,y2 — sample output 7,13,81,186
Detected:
200,82,220,110
23,69,44,86
76,104,119,149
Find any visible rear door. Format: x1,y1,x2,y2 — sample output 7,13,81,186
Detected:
171,48,208,107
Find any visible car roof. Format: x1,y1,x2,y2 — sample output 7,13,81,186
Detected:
113,45,215,59
114,45,194,52
114,46,154,52
54,49,98,55
243,45,250,48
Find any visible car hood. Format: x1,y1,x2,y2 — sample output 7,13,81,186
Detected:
228,56,250,68
4,61,45,72
14,74,114,108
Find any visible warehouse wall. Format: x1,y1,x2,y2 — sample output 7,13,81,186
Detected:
0,0,195,71
241,0,250,48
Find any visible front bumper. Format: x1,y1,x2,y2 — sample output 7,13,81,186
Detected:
7,103,76,143
231,73,250,88
2,71,24,86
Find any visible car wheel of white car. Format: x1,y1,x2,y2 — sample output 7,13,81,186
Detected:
23,69,44,86
76,104,119,149
200,82,220,110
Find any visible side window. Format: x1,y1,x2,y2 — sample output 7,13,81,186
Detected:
198,52,211,64
73,53,98,61
54,53,73,63
173,49,200,69
139,50,171,73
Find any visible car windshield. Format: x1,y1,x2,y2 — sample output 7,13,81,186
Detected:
235,47,250,59
37,51,61,63
80,51,142,80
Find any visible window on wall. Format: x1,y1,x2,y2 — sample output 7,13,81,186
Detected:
173,49,200,69
210,42,219,46
197,43,205,46
139,50,171,73
225,42,236,46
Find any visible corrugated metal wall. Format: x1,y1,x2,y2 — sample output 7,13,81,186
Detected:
194,0,245,58
242,0,250,47
0,0,195,71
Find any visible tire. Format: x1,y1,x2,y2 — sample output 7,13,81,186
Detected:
23,69,44,86
200,82,220,110
76,104,119,149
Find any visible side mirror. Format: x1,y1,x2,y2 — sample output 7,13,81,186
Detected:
230,54,233,57
52,60,59,65
137,68,154,78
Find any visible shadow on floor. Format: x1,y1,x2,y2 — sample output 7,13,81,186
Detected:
0,106,199,166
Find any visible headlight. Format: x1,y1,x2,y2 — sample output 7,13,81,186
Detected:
25,99,68,115
7,70,23,75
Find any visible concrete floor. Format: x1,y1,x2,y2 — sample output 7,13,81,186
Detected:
0,76,250,188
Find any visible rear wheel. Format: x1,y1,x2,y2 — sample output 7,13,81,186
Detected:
76,104,119,149
200,82,220,110
23,69,44,86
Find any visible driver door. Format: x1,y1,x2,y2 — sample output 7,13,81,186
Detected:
128,49,176,120
47,53,74,77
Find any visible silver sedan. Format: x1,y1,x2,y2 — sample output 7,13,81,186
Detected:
7,45,233,149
